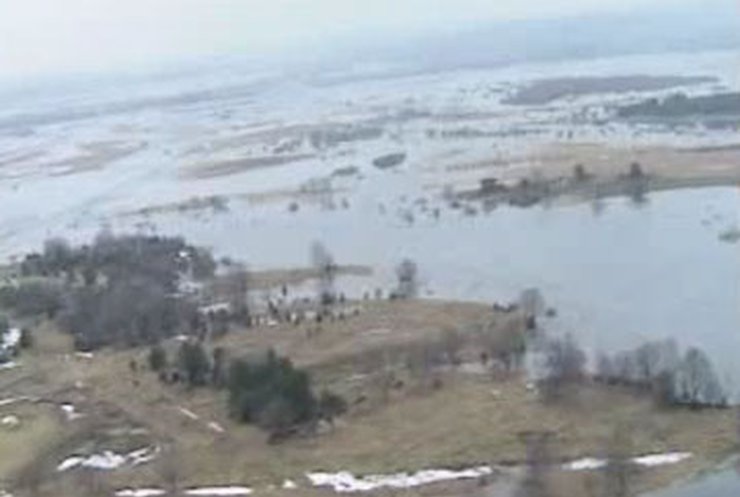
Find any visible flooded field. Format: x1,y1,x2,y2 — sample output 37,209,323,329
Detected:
1,48,739,383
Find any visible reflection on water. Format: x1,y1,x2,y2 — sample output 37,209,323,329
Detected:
126,187,740,384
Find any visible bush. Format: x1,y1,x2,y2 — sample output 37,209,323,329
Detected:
318,390,348,424
148,345,168,371
178,342,210,387
0,281,63,318
228,350,330,436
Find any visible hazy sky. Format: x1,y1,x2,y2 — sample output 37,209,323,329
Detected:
0,0,724,78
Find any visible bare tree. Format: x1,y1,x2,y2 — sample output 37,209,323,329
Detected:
311,242,337,305
222,263,250,323
440,327,465,366
676,347,726,407
394,259,418,299
539,334,586,402
519,288,546,319
482,318,527,372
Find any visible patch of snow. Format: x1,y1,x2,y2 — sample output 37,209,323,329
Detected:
1,490,14,497
1,328,20,350
633,452,692,467
116,489,166,497
0,361,18,370
174,334,190,342
184,486,253,496
57,446,159,472
1,415,20,427
563,452,693,472
60,403,84,420
75,352,94,360
282,480,298,490
82,451,128,470
563,458,607,471
178,407,200,420
0,397,21,407
208,421,225,433
129,446,160,466
307,466,493,493
57,456,85,472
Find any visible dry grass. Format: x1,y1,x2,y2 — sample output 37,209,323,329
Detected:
0,299,736,497
183,154,315,179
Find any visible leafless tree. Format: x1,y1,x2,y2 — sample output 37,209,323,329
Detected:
539,334,586,402
676,347,726,407
222,263,250,323
395,259,418,299
519,288,546,318
440,327,465,366
311,242,337,305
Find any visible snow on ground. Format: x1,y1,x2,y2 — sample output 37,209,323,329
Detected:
57,446,159,472
1,328,20,350
282,480,298,490
60,403,84,420
1,415,20,427
178,407,200,420
563,452,693,471
184,486,253,496
307,466,493,493
115,489,166,497
208,421,225,433
632,452,692,467
0,361,18,370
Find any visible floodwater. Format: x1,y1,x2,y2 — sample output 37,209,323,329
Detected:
0,48,738,382
645,462,740,497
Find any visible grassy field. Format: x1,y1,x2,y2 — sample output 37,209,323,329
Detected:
0,299,737,497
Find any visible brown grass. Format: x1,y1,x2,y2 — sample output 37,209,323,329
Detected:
0,299,736,497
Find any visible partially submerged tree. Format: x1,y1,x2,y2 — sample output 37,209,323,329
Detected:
311,242,337,305
394,259,419,299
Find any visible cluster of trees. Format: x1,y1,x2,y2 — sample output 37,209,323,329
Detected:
148,343,346,440
2,233,217,350
618,92,740,119
596,339,727,408
538,334,587,402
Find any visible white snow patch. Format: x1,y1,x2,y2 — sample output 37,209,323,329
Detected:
633,452,692,467
60,403,84,420
57,456,85,472
0,397,22,407
1,415,20,427
116,489,166,497
307,466,493,493
1,328,20,349
282,480,298,490
0,361,18,370
563,452,693,472
208,421,225,433
563,458,607,471
57,446,159,472
178,407,200,420
184,486,253,496
75,352,94,359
